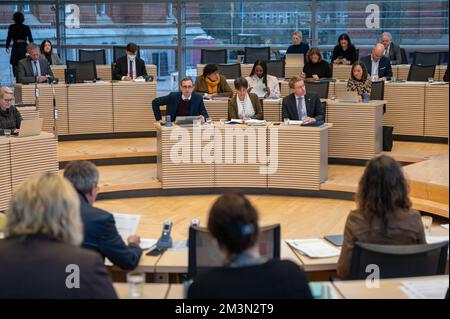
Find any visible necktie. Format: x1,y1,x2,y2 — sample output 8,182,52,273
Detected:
33,61,40,77
296,96,304,120
129,60,133,79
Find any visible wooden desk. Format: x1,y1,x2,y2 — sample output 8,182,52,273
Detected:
262,99,282,122
17,106,39,121
332,275,449,299
332,65,352,80
203,99,229,121
326,100,384,160
114,283,169,299
0,133,58,211
395,64,446,82
424,83,449,138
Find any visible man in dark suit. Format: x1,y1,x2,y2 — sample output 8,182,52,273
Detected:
16,42,54,84
361,43,393,81
113,42,147,81
281,77,324,123
64,160,142,270
152,77,209,123
380,32,402,65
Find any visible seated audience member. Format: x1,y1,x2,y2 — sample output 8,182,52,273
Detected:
0,172,117,298
331,33,358,65
346,61,372,98
16,43,54,84
194,64,233,97
113,42,147,81
246,60,280,99
40,39,62,66
64,160,142,270
361,43,393,81
337,155,426,279
286,31,310,55
281,76,324,123
228,77,263,120
302,47,332,80
380,32,402,65
0,86,22,135
188,192,313,299
152,77,208,123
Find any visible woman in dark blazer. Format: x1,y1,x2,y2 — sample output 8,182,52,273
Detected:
5,12,33,78
228,77,263,120
194,64,233,97
331,33,358,65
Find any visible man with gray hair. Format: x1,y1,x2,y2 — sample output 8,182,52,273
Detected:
380,32,402,65
16,42,54,84
64,160,142,270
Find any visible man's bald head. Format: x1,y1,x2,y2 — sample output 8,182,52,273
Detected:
371,43,385,62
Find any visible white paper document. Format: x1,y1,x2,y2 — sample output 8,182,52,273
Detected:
400,279,449,299
441,224,449,230
286,238,341,258
112,212,141,243
245,119,267,126
140,238,158,250
287,120,303,125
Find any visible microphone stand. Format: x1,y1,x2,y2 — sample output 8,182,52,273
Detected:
50,79,59,140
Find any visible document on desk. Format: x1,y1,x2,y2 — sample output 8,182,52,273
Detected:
245,119,267,126
441,224,449,230
286,238,341,258
400,279,449,299
112,212,141,243
287,120,303,125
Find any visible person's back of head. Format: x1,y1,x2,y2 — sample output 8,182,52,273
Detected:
6,172,82,246
207,192,259,260
63,160,99,204
13,12,24,24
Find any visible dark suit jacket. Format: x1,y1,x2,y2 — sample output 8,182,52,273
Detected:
281,92,324,122
79,193,142,270
0,234,117,298
113,55,147,80
152,91,209,122
361,55,393,79
17,56,54,84
386,42,402,65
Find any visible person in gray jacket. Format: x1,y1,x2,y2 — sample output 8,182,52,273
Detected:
16,43,54,84
380,32,402,65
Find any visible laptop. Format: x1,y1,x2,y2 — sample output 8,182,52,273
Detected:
285,53,304,67
175,116,199,126
336,90,360,101
16,118,43,137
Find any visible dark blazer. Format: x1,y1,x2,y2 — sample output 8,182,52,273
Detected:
286,43,310,55
113,55,147,80
228,92,263,120
17,56,54,84
79,193,142,270
386,42,402,65
0,234,117,298
282,92,324,122
361,55,393,79
152,91,209,122
188,259,313,299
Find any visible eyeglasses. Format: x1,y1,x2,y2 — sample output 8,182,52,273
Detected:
3,98,13,102
181,85,193,89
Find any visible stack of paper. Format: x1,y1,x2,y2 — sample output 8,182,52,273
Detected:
245,119,267,126
440,224,449,230
112,213,141,243
225,119,243,125
286,238,341,258
400,279,449,299
287,120,303,125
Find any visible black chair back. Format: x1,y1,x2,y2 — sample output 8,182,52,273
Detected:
244,47,270,64
78,49,106,65
67,60,97,82
349,241,448,280
370,81,385,100
201,49,227,64
217,63,241,79
305,81,329,99
188,224,281,279
355,48,359,60
112,45,141,62
407,64,436,81
400,48,408,64
266,59,285,78
412,51,441,66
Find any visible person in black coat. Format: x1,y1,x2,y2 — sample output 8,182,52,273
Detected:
286,31,310,55
152,77,209,123
5,12,33,78
0,172,117,298
282,76,324,123
64,160,142,270
302,47,332,80
113,42,147,80
331,33,358,65
187,192,312,299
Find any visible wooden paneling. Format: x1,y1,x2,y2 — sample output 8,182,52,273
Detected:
280,80,291,97
0,139,11,212
383,82,425,136
424,84,449,138
68,83,113,134
327,101,384,160
204,100,229,121
332,65,352,80
262,99,282,122
17,107,39,121
113,82,157,132
285,65,303,79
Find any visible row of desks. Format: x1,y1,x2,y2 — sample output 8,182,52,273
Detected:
0,133,58,212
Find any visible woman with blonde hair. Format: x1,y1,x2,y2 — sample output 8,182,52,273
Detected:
0,172,117,298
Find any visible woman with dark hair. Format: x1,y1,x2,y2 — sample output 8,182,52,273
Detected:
337,155,426,279
331,33,358,65
187,192,312,299
302,47,332,80
346,61,372,98
194,64,233,97
246,60,280,99
228,77,263,120
5,12,33,78
40,39,62,66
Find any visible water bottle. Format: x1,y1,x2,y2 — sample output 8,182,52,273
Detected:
362,92,369,103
